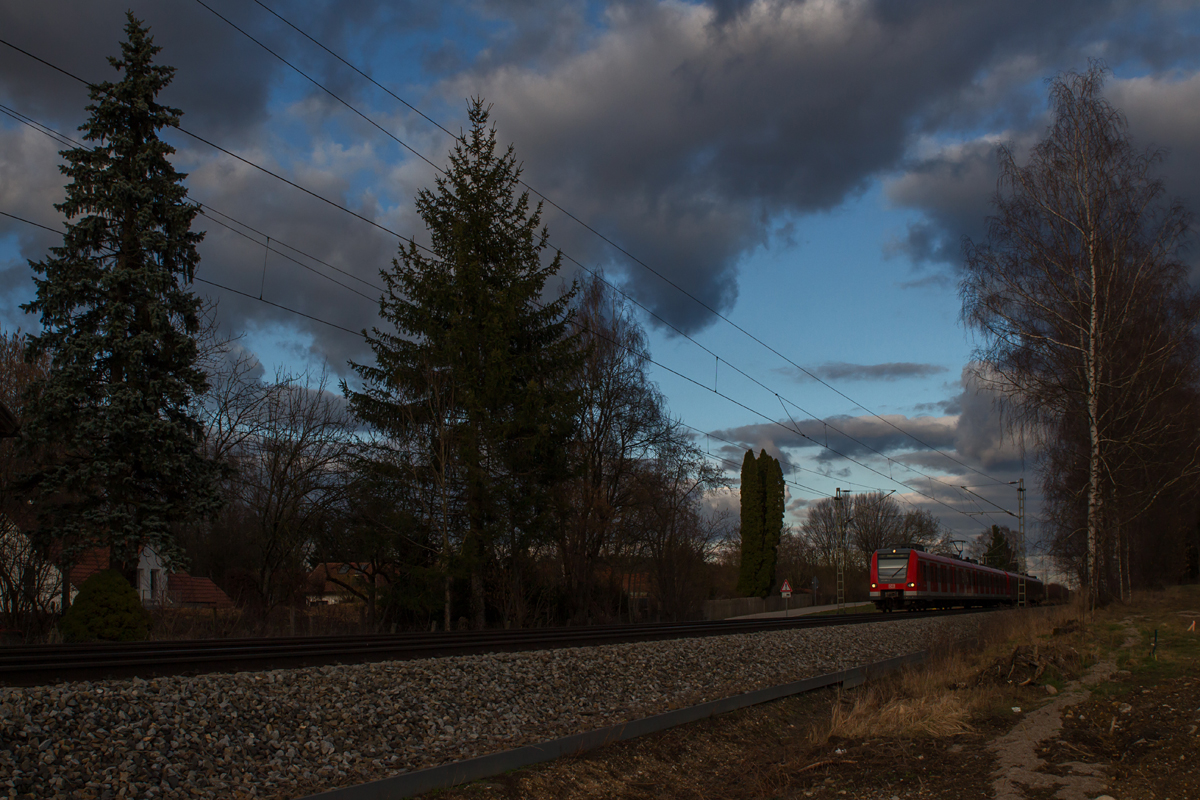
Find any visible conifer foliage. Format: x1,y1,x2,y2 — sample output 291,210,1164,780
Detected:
346,100,584,628
21,14,219,578
737,449,785,597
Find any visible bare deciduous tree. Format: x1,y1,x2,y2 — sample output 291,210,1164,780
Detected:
557,273,672,622
961,64,1200,607
849,491,904,564
226,370,353,613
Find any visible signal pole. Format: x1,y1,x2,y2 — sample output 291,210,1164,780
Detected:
835,488,850,614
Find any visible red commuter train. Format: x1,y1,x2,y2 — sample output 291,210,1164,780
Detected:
869,545,1045,612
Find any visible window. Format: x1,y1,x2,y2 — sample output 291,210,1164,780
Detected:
877,557,908,582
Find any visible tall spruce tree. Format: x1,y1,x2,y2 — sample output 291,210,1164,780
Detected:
346,100,584,629
20,14,219,584
737,448,783,597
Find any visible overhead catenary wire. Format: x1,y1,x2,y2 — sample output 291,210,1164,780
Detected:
0,129,1014,525
0,98,385,304
130,8,1012,508
3,204,1014,530
224,0,1010,488
0,39,1017,522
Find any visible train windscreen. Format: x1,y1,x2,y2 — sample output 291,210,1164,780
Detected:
877,556,908,582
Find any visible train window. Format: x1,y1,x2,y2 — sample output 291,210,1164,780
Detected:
878,557,907,582
919,562,926,583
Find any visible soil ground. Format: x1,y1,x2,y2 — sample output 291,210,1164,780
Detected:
432,587,1200,800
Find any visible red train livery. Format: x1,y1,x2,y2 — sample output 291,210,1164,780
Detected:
869,545,1045,612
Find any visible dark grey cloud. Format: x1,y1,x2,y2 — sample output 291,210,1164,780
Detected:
709,363,1037,531
450,0,1167,333
1108,74,1200,231
0,0,278,142
883,136,1011,267
913,395,962,416
4,0,1199,382
785,361,950,382
712,411,957,471
886,70,1200,276
711,363,1027,479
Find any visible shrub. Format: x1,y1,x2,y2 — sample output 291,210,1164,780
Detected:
59,570,152,642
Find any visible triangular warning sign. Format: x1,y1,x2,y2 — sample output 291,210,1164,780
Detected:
781,579,792,593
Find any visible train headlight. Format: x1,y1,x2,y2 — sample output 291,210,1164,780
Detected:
870,583,877,589
907,582,915,588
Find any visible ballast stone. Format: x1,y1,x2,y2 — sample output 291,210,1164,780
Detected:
0,614,983,800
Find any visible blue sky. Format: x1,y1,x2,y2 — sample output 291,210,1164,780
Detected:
5,0,1200,574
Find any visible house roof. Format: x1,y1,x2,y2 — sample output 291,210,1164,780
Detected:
68,547,111,590
167,573,235,609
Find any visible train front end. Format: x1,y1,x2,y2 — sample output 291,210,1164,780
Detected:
870,548,917,612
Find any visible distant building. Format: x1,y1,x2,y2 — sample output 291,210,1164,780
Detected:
305,562,390,605
67,545,234,610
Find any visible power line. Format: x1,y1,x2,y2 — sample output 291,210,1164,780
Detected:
3,204,1008,526
154,7,1011,504
0,90,1008,517
0,99,388,306
0,36,421,248
229,0,1009,487
0,40,1012,519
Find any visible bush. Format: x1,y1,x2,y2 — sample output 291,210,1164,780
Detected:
58,570,152,642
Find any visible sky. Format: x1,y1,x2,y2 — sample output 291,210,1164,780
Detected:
4,0,1200,579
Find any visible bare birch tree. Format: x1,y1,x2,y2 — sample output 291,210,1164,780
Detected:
962,64,1200,607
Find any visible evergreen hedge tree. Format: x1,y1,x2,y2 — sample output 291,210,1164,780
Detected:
756,450,785,593
737,449,784,597
736,450,762,596
20,14,219,583
58,570,152,643
346,100,584,629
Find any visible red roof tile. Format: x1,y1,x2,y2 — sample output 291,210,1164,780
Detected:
167,573,235,609
68,548,110,589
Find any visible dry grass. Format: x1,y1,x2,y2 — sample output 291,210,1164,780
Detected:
813,603,1085,744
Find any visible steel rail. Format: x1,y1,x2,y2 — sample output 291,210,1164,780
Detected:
0,608,988,686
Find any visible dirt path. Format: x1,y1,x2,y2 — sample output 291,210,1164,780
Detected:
988,621,1139,800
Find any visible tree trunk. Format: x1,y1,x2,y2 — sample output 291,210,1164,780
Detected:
1086,238,1104,611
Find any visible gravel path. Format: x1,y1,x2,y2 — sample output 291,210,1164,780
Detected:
0,615,982,800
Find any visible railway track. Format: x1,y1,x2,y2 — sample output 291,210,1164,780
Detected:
0,607,989,686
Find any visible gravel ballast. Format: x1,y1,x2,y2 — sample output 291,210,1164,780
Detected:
0,615,983,799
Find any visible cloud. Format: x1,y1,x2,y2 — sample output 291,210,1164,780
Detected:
884,136,1006,266
712,411,958,468
711,362,1028,478
1108,72,1200,223
446,0,1148,333
783,361,949,382
886,68,1200,273
5,0,1199,381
